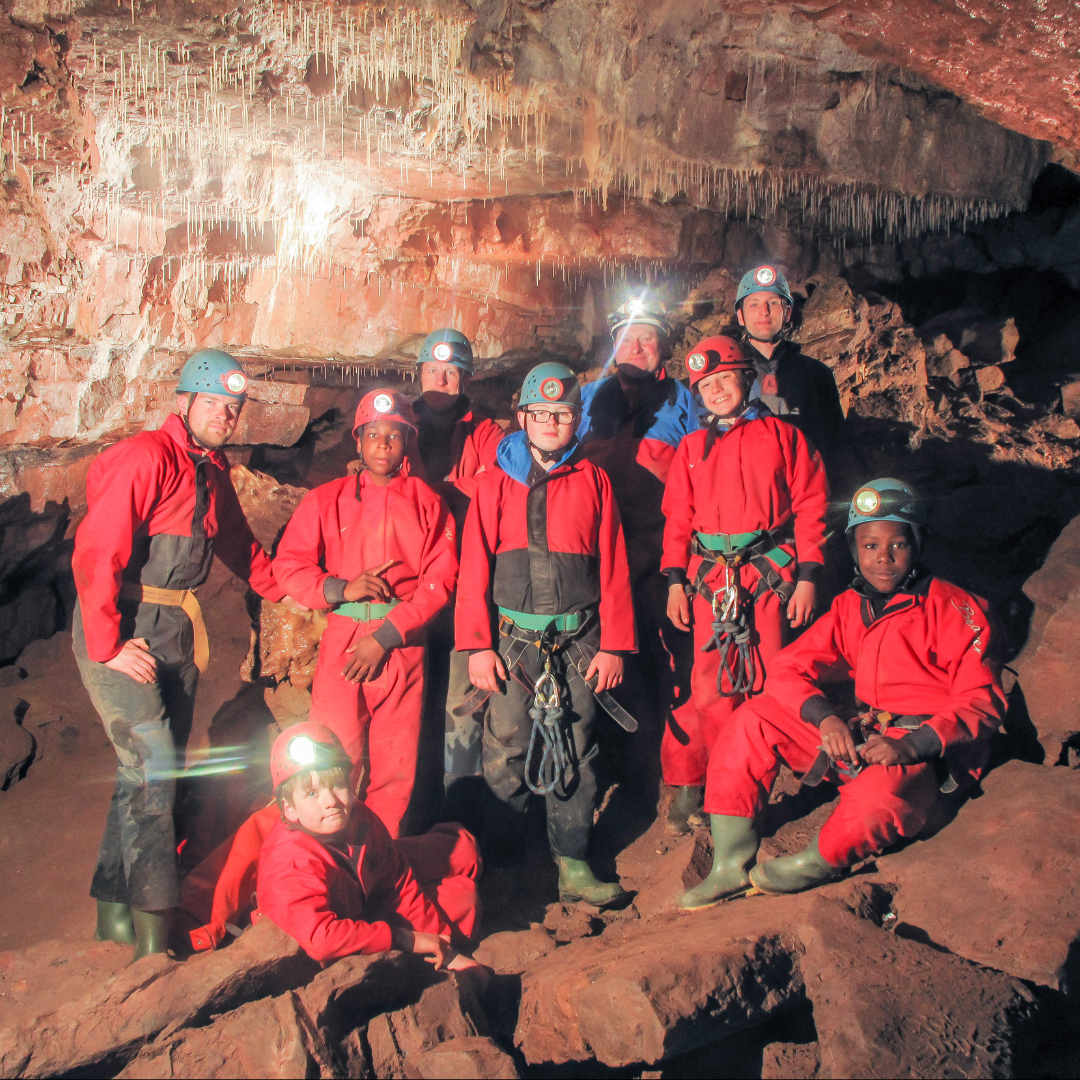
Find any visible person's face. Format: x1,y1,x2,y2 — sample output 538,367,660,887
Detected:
419,362,465,408
854,520,916,593
697,369,752,418
737,292,791,341
177,392,242,448
518,405,579,456
613,323,662,373
359,418,408,476
282,774,353,835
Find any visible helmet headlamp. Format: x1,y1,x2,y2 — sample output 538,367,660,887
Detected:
288,736,318,766
853,488,882,516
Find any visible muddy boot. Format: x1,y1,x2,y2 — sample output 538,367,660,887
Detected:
677,815,759,911
556,856,629,909
664,785,704,836
749,836,845,895
131,909,170,961
95,900,136,945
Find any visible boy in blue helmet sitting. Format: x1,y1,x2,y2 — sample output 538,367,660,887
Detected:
677,478,1006,910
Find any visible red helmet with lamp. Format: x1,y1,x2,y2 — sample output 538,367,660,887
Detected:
352,389,419,439
684,335,756,392
269,722,352,793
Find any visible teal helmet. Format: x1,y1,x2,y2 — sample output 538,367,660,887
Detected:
846,478,927,543
418,329,473,374
518,362,581,410
608,296,670,339
176,349,248,399
736,265,793,308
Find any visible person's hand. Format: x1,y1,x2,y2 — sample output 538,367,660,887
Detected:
469,649,507,693
786,580,816,628
104,638,157,684
342,634,387,683
667,583,691,631
399,929,452,969
860,733,918,767
279,594,310,612
586,651,623,692
343,560,394,603
819,714,861,766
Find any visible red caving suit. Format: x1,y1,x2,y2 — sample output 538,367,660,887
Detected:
660,408,829,786
273,464,458,837
704,576,1004,866
257,803,480,963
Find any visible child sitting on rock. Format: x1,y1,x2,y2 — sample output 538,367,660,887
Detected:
678,478,1004,909
257,722,483,970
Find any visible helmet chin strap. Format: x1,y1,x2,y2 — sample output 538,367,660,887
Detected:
528,437,569,463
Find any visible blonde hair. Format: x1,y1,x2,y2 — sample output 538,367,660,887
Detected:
275,765,350,821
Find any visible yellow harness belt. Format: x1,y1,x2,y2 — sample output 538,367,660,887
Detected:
119,582,209,672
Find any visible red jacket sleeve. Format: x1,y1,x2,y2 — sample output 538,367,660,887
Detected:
272,488,335,611
781,424,829,571
72,438,169,662
764,600,855,718
257,820,448,964
211,469,284,601
923,591,1005,754
660,439,695,573
636,436,678,485
451,418,505,501
595,466,636,653
454,474,500,651
383,487,458,644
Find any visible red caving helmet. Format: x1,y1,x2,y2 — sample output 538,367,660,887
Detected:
352,389,419,439
270,722,351,793
684,335,756,392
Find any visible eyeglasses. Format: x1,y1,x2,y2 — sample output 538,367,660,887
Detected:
524,408,577,425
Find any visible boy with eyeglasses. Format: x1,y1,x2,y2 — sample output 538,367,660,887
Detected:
455,363,637,907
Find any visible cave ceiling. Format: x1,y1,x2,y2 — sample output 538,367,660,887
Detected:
0,0,1075,427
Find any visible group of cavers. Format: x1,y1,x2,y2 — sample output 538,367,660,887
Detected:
71,264,1004,974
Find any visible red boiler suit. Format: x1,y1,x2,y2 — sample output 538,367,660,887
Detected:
660,410,828,786
704,576,1004,866
256,804,480,962
273,466,458,836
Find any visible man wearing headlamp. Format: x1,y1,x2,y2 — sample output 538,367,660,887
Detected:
72,349,299,960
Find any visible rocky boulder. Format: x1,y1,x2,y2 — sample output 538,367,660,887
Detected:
872,760,1080,991
1013,513,1080,763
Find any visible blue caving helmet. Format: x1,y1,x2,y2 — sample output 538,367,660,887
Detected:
176,349,249,399
736,265,793,308
846,478,927,546
418,329,474,374
518,362,581,410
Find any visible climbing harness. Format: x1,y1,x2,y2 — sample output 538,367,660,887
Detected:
524,648,573,795
691,529,795,698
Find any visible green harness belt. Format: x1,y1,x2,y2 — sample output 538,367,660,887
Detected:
694,530,793,568
335,599,401,621
497,607,589,634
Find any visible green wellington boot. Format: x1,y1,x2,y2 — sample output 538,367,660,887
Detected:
677,815,759,911
556,856,629,909
665,786,704,836
95,900,136,945
131,909,170,961
748,836,845,895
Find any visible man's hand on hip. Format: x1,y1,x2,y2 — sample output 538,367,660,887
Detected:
104,638,157,684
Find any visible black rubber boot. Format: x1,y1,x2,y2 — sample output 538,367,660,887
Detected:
749,836,845,895
677,815,759,910
556,856,629,909
665,785,704,836
95,900,136,945
131,909,170,961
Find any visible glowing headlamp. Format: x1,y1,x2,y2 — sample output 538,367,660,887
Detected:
373,393,394,413
288,736,318,766
853,488,882,516
626,297,646,317
223,370,248,395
